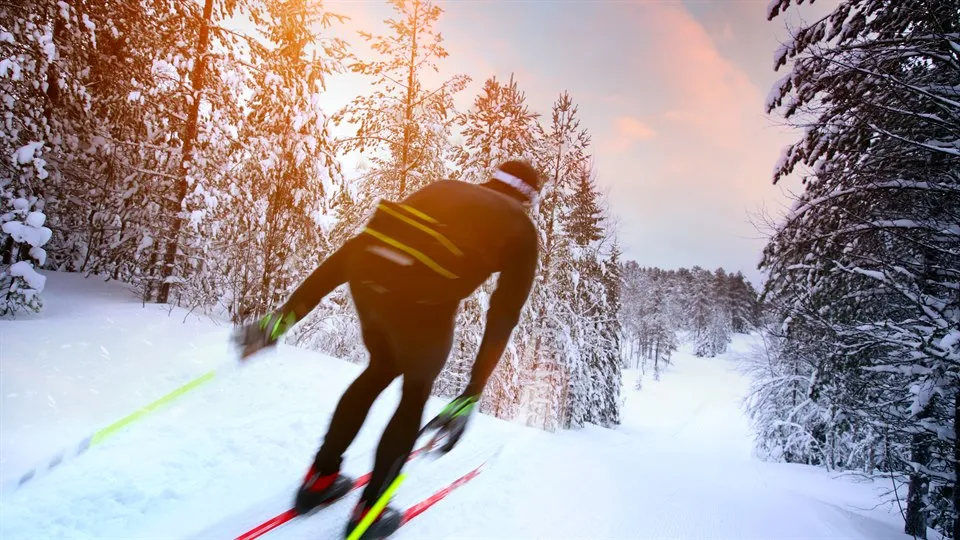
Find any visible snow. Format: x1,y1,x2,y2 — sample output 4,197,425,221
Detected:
134,235,154,259
24,211,45,228
766,74,791,110
8,261,46,290
2,217,53,247
12,198,29,212
13,142,43,165
315,212,339,235
81,13,96,34
851,266,887,282
29,246,48,267
772,42,791,70
940,329,960,353
0,273,914,540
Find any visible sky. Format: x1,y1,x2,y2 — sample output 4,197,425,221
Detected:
311,0,837,288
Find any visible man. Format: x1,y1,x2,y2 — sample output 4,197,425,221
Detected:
233,160,541,539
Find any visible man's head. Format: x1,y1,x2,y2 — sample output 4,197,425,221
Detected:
490,160,541,207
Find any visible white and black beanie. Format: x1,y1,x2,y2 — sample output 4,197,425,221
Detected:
491,160,541,204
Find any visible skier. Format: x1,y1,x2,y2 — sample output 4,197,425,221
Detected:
232,160,541,539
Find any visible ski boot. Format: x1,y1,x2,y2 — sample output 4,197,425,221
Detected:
294,464,354,515
344,501,402,540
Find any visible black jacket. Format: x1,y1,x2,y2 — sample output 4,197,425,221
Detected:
279,180,539,396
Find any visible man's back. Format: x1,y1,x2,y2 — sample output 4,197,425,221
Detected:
398,180,538,285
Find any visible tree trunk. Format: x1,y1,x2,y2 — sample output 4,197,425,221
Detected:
827,427,837,471
906,423,931,538
953,390,960,539
398,0,420,198
157,0,214,304
142,246,159,302
905,451,929,538
2,236,13,265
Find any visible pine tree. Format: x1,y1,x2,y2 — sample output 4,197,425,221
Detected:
334,0,469,208
566,163,604,247
727,271,759,333
564,160,603,427
621,265,747,369
689,267,713,345
51,0,203,296
598,239,624,426
64,0,260,307
563,159,621,428
154,0,216,304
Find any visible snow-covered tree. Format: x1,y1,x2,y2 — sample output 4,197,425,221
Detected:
454,73,540,183
449,89,627,431
694,269,732,358
43,0,202,298
724,271,760,334
599,240,624,423
518,91,588,431
620,265,752,373
760,0,960,537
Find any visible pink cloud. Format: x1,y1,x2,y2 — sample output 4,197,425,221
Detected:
647,16,758,143
611,116,656,152
586,1,800,280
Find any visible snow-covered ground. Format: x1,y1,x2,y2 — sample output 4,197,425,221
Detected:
1,272,914,539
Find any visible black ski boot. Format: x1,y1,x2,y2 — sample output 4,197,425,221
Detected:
294,464,354,515
344,501,402,540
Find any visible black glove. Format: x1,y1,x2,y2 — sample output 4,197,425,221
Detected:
421,393,479,453
231,311,296,361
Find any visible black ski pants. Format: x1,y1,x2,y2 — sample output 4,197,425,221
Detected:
311,281,458,505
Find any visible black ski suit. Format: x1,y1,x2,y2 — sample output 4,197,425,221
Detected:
276,179,539,504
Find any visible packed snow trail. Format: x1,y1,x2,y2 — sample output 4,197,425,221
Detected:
1,273,914,539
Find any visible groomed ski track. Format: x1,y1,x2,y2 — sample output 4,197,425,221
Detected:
1,273,916,539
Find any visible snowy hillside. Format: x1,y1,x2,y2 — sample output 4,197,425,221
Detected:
1,273,914,539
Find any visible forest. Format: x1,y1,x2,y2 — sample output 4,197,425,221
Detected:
3,0,959,537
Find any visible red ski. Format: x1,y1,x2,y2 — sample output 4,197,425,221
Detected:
399,457,489,526
235,449,424,540
236,444,500,540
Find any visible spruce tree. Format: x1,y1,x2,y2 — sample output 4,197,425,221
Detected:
760,1,960,536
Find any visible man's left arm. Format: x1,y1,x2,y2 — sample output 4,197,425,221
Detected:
464,230,539,397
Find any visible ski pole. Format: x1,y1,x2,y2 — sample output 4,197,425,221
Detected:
2,359,242,495
346,468,408,540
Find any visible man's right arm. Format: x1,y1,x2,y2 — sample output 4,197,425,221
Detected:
464,227,539,397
